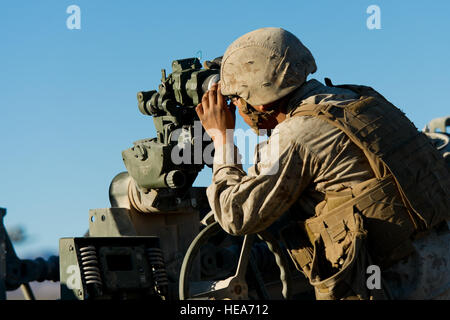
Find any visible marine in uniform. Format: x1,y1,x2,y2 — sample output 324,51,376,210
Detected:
196,27,450,300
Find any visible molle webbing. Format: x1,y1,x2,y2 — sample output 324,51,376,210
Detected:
290,84,450,231
306,176,415,268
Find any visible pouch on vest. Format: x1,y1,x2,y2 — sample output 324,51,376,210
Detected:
281,207,388,299
307,212,388,300
280,183,394,299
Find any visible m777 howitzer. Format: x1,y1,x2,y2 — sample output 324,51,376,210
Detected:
59,58,222,300
0,57,220,301
56,57,302,301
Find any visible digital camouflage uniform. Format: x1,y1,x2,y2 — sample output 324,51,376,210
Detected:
208,28,450,299
209,79,450,299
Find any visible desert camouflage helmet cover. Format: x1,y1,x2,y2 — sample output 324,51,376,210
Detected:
220,27,317,106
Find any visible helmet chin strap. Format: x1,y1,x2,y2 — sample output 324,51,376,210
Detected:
238,98,276,136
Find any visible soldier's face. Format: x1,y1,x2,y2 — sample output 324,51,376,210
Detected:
232,99,278,130
252,102,281,130
232,98,254,128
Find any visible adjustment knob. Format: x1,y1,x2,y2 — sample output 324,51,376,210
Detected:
166,170,186,188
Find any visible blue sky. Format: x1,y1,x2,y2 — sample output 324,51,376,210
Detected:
1,0,449,257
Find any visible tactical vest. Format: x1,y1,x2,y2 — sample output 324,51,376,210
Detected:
281,81,450,299
289,81,450,233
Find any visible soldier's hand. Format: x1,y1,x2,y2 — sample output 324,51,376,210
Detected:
196,83,236,145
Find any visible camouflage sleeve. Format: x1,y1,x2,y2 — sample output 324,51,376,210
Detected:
206,128,315,235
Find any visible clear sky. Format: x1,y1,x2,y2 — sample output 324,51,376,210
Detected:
1,0,449,257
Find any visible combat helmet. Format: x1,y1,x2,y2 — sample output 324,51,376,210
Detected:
220,27,317,106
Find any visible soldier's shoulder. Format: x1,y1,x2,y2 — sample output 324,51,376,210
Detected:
275,114,343,144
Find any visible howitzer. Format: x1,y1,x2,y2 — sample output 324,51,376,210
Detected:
2,58,223,300
56,57,302,300
59,58,222,300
